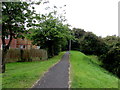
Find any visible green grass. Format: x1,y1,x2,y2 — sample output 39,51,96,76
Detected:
70,51,119,88
87,55,102,65
2,52,65,88
0,74,2,89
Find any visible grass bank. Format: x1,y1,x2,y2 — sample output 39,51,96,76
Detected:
70,51,119,88
2,52,65,88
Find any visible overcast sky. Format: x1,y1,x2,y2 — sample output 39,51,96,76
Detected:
35,0,119,37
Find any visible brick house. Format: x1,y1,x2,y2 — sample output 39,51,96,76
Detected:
0,36,39,49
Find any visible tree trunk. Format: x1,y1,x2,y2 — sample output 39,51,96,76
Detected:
2,47,8,73
2,53,6,73
51,45,54,57
20,49,24,62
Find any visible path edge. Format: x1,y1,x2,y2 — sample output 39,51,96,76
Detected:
68,51,71,88
31,52,65,88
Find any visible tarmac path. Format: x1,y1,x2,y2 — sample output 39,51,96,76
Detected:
32,51,70,88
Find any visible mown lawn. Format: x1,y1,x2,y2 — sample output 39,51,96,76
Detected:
2,52,65,88
70,51,119,88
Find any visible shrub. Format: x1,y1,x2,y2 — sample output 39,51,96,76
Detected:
101,46,120,78
80,32,109,56
71,28,86,51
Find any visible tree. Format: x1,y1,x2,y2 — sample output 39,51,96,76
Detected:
100,35,120,77
28,13,72,57
103,35,120,48
1,1,40,73
79,32,108,56
101,46,120,78
71,28,86,50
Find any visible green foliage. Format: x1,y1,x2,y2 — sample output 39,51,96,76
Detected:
70,28,120,79
72,28,86,39
103,35,120,48
100,36,120,78
2,2,36,39
79,32,108,56
71,28,86,50
71,28,108,56
28,13,73,57
101,45,120,78
2,1,41,72
70,51,119,88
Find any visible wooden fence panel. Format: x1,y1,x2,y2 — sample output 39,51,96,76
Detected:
4,49,48,63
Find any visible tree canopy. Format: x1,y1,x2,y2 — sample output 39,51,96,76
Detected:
28,13,73,57
2,1,41,73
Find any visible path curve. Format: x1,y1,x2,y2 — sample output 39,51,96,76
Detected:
32,51,70,88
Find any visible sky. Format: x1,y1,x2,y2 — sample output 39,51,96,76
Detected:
35,0,120,37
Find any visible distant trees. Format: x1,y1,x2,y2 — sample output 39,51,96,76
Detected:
71,28,86,50
71,28,108,56
79,32,109,56
103,35,120,48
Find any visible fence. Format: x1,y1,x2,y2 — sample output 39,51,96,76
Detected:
3,49,48,63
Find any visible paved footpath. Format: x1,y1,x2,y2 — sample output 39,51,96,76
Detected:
32,52,70,88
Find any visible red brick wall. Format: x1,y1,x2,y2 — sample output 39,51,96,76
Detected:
5,38,17,48
0,37,37,49
0,38,17,49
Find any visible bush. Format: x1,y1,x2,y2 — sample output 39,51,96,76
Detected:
103,35,120,48
80,32,109,56
101,46,120,78
54,44,61,55
71,28,86,51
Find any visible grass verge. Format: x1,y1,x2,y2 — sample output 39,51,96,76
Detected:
70,51,119,88
2,52,65,88
0,74,2,89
